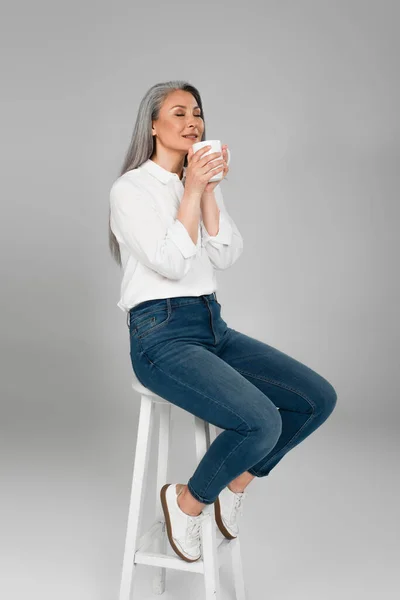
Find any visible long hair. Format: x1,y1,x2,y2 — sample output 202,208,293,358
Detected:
108,80,207,267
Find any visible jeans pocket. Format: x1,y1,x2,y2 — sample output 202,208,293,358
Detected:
132,305,172,340
135,315,156,337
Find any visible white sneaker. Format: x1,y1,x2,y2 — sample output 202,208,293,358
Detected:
214,486,247,539
160,483,208,562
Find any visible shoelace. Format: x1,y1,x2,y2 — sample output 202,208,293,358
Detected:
228,490,247,524
186,513,208,546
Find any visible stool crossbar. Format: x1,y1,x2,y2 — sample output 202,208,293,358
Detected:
118,373,247,600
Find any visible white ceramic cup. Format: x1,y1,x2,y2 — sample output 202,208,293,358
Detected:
191,139,231,183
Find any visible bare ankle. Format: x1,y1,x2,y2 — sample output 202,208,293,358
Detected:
177,484,204,516
228,483,244,493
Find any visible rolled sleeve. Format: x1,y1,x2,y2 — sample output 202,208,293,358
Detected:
200,185,243,270
167,219,198,258
201,210,233,246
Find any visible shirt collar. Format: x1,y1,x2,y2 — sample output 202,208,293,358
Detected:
141,159,186,185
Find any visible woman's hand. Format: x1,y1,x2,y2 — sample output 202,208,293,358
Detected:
185,145,227,196
203,144,229,193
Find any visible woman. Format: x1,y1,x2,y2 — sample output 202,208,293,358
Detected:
109,80,337,563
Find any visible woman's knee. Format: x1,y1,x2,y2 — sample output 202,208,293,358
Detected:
252,404,282,451
314,376,337,419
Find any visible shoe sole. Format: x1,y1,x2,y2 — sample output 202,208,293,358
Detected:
160,483,201,563
214,497,237,540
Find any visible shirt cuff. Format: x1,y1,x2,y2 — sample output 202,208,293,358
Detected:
166,219,198,258
201,210,233,245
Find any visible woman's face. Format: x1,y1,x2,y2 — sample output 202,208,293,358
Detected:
152,90,205,154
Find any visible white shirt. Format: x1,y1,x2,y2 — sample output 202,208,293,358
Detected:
109,158,244,312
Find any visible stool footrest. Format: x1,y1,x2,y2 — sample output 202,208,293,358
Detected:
134,537,233,573
135,550,205,573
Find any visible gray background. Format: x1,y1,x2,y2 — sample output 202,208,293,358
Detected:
1,1,399,598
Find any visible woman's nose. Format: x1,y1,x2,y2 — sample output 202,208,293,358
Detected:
186,115,199,126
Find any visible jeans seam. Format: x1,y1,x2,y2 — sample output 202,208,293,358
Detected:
197,429,251,501
133,307,169,318
234,368,317,409
170,300,204,308
254,411,315,475
139,349,252,430
234,368,316,475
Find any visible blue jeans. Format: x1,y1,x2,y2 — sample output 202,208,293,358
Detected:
128,292,337,505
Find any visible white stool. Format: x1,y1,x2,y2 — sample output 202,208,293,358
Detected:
119,372,247,600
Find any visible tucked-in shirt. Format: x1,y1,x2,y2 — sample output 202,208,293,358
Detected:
109,158,244,312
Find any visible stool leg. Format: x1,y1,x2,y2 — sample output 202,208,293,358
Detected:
152,401,171,595
193,417,221,599
205,425,247,600
231,539,246,600
119,395,155,600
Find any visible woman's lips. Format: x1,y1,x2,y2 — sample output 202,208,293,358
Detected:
183,135,197,139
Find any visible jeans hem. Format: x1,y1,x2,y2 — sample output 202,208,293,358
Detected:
187,479,215,505
247,466,269,477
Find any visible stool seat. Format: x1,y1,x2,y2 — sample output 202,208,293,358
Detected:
118,375,247,600
131,371,167,399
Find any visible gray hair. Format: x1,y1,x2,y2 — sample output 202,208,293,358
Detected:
108,80,207,267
